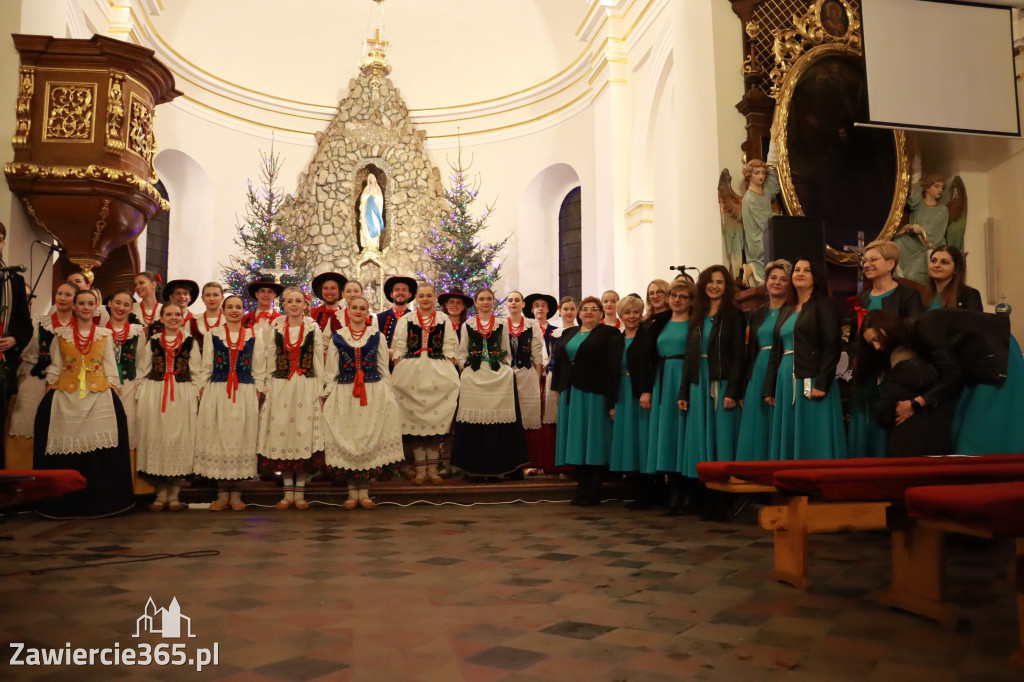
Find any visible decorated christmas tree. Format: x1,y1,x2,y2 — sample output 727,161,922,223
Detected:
418,147,506,295
221,146,315,309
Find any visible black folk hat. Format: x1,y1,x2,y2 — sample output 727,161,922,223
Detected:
437,289,473,309
523,293,558,319
383,276,418,303
161,279,200,303
312,272,348,300
246,275,285,298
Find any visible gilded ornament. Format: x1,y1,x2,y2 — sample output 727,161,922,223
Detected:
3,162,170,212
91,198,111,249
105,73,126,154
128,94,156,175
768,0,861,99
43,82,96,142
359,28,392,101
20,198,48,232
12,66,34,150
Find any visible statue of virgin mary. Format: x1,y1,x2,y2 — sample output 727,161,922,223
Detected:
359,174,385,252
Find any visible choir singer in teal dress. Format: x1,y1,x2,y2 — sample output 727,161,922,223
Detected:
766,259,847,460
552,296,623,506
609,295,651,475
735,259,791,461
678,266,745,519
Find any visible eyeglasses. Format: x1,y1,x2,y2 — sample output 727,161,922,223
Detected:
580,307,601,313
647,291,664,297
669,294,691,300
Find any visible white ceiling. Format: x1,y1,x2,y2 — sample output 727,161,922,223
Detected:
149,0,587,109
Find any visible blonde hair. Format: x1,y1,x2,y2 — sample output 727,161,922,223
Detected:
417,282,435,294
644,279,670,318
865,240,901,266
669,279,697,299
616,294,644,317
202,282,224,294
764,259,792,279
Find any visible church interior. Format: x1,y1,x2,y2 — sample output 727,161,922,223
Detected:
2,0,1024,680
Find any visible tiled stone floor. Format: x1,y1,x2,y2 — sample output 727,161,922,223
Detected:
0,500,1020,681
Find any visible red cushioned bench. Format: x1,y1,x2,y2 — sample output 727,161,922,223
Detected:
695,455,1024,590
904,482,1024,667
0,470,87,511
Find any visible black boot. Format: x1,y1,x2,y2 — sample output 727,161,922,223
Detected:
584,465,605,506
570,466,588,506
679,477,700,515
626,474,656,510
663,474,683,516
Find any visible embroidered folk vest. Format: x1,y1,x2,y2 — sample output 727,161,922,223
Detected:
509,327,535,370
30,324,56,379
145,336,196,383
465,324,506,372
210,334,255,384
115,335,140,383
55,336,110,394
332,332,382,384
403,322,447,360
272,327,317,379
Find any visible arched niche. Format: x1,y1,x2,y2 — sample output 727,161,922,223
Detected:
153,149,215,300
516,163,581,296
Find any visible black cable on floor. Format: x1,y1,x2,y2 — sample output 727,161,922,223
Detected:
0,549,221,577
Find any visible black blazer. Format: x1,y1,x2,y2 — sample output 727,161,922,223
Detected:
857,282,924,322
679,308,745,402
744,304,792,393
1,272,32,366
550,324,623,410
637,310,674,395
907,309,1012,406
624,325,654,398
956,285,983,311
875,357,953,458
765,297,842,396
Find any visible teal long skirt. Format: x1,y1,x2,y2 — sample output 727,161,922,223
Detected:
735,348,773,462
681,359,739,477
846,383,888,458
768,358,847,460
610,375,650,473
555,388,613,466
643,358,686,474
953,335,1024,455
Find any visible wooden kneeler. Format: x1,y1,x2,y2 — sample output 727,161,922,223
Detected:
757,495,890,590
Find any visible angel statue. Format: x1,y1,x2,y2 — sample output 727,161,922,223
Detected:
718,169,745,283
894,158,968,283
739,138,781,288
359,174,385,252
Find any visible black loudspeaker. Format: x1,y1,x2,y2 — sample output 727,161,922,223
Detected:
764,215,826,274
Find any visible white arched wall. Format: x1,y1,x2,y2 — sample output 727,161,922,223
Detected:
153,149,215,312
516,163,581,296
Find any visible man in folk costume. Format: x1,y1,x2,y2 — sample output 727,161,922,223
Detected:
377,276,416,348
0,221,32,468
148,279,199,337
311,272,348,333
242,275,284,332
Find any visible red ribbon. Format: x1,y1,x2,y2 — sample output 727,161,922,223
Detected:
352,346,367,406
160,330,182,413
283,318,306,380
224,326,244,402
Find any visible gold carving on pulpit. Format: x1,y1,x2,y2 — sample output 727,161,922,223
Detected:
128,93,157,177
105,73,126,154
768,0,908,265
43,82,96,142
91,198,111,249
12,67,34,150
3,162,169,211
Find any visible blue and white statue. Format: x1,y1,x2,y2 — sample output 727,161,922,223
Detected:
359,174,385,252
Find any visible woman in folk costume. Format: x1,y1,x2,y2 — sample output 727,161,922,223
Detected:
391,282,460,484
601,290,622,329
132,271,162,334
33,289,134,518
524,292,559,472
311,272,347,332
242,276,283,332
257,286,324,509
504,292,544,461
321,296,404,508
434,289,473,476
439,290,472,342
551,296,623,505
105,291,146,489
188,282,226,351
451,288,529,479
134,302,202,511
194,295,266,511
7,282,78,469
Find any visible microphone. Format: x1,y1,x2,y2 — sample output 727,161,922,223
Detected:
669,265,698,273
0,265,26,274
